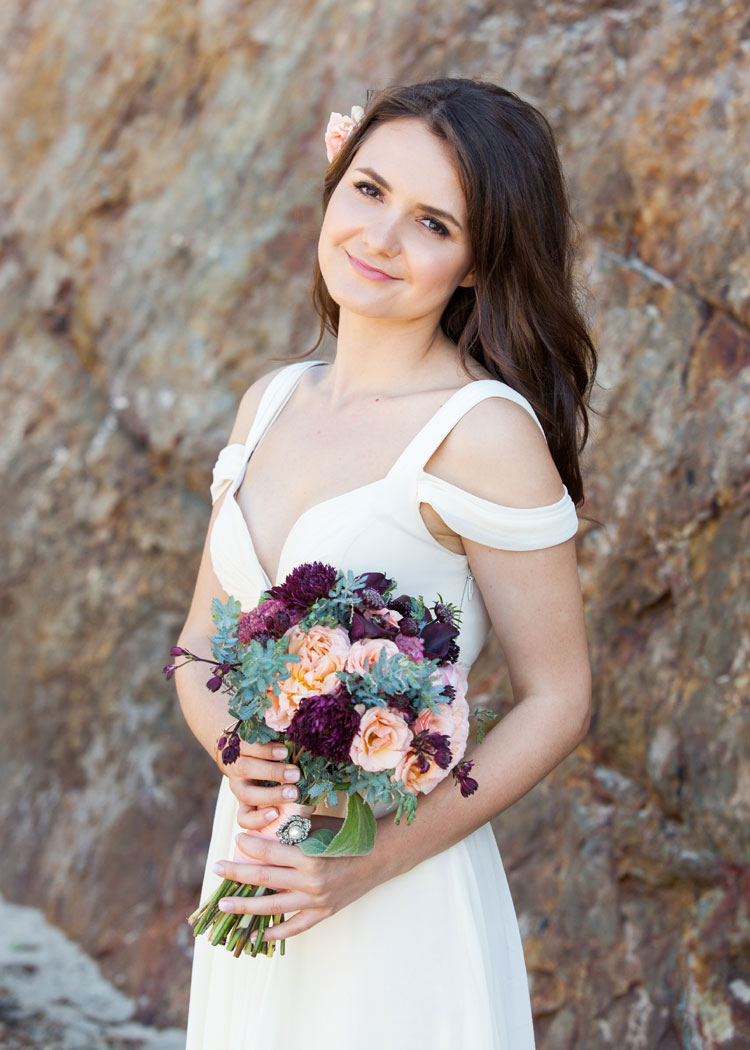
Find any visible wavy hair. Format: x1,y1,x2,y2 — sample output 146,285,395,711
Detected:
288,78,597,506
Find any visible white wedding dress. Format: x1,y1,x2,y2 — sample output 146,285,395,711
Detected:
185,360,578,1050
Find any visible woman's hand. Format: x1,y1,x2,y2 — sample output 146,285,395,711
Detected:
222,739,301,830
211,830,385,942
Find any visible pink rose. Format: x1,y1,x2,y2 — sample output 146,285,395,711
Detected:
434,661,469,705
324,105,364,162
345,638,400,676
349,707,412,772
393,748,447,796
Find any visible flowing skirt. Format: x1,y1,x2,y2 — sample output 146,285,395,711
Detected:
185,776,536,1050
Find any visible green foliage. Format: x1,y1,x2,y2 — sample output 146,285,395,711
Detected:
473,707,499,743
209,596,242,659
336,647,445,711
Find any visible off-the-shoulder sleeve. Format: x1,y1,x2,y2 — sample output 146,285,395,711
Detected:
210,443,247,505
417,473,578,551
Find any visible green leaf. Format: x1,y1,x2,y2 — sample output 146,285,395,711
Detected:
296,793,376,857
296,828,337,856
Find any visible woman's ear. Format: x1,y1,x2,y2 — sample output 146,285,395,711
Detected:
458,267,476,289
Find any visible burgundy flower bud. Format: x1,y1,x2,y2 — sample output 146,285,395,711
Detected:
399,616,419,637
433,602,455,625
206,674,223,692
452,760,479,798
412,729,452,771
162,663,176,680
359,586,386,610
221,733,241,765
170,646,187,657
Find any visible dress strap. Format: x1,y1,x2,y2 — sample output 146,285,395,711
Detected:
394,379,546,475
245,360,328,453
209,360,326,505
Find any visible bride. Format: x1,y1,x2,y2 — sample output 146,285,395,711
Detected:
175,77,595,1049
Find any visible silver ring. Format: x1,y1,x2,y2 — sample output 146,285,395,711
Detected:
275,814,312,845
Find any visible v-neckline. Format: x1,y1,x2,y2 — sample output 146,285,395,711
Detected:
230,362,480,588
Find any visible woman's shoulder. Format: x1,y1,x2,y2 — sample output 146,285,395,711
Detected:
428,377,565,509
225,361,309,445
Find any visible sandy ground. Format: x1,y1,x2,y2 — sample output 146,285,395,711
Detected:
0,893,185,1049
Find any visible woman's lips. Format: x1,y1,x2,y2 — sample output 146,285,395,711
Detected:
345,251,399,281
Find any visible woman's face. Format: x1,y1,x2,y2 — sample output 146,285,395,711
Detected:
317,118,475,324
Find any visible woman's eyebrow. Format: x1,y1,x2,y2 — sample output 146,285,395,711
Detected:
354,166,463,230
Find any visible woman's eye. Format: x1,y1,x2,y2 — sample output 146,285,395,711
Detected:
354,181,382,199
420,216,450,238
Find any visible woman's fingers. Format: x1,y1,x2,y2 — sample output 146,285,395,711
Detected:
217,889,308,916
225,754,299,784
235,804,280,831
213,858,306,894
238,739,289,761
228,778,300,807
263,908,327,941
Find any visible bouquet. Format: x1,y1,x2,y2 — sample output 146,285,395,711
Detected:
165,562,495,958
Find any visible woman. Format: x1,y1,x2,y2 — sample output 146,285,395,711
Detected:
176,78,595,1049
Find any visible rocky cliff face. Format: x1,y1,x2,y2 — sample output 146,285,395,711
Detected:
0,0,747,1045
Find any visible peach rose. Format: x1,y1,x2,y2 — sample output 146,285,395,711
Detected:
345,638,400,676
263,623,351,732
349,707,412,772
413,703,454,740
392,748,447,796
264,671,314,732
287,623,351,694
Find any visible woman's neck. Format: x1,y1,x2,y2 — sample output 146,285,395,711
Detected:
321,308,461,407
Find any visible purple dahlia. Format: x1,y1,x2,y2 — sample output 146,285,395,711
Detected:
287,690,361,763
266,561,338,613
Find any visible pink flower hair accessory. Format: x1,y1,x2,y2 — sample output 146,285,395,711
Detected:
324,105,365,162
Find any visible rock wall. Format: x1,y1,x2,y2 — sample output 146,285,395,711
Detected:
0,0,747,1045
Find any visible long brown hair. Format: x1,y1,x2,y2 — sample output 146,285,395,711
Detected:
297,78,597,506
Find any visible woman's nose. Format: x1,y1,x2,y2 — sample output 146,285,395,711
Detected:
360,214,400,257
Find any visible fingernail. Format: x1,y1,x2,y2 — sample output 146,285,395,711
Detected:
273,746,288,759
283,767,300,782
218,900,234,912
212,862,225,876
264,808,279,822
282,785,298,799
